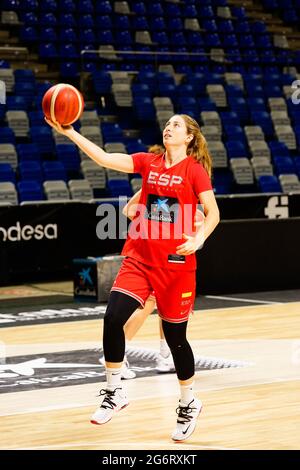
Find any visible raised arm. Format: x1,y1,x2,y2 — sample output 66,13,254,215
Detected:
122,189,142,220
45,118,134,173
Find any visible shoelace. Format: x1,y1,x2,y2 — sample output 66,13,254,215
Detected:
176,400,197,424
98,388,122,410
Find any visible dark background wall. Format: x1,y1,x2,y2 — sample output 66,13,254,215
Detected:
0,203,299,294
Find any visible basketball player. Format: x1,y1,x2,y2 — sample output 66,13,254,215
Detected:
118,144,175,376
45,114,220,441
118,161,205,376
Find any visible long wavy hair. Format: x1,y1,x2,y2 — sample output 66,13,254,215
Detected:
179,114,213,178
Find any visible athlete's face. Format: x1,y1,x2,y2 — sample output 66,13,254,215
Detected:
163,115,193,147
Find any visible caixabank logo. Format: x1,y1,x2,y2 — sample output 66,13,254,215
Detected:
0,221,58,242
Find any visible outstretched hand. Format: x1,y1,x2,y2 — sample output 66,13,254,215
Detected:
44,117,73,136
176,233,204,256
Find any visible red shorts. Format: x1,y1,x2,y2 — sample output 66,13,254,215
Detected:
111,257,196,323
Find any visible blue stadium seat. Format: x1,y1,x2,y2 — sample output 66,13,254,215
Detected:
274,156,295,175
133,97,156,122
59,28,77,43
116,31,132,46
58,0,76,13
18,180,44,202
6,96,28,111
40,0,57,12
258,175,282,193
131,2,146,15
222,34,239,48
218,20,234,33
225,141,248,158
107,180,132,197
95,0,112,14
0,163,15,183
95,15,112,29
165,3,181,17
59,13,76,27
19,0,38,11
92,71,112,94
126,140,148,154
234,21,250,33
251,111,274,137
224,125,247,144
133,16,149,30
0,128,15,144
167,18,183,32
182,4,198,18
204,33,221,47
152,31,169,46
2,0,22,10
186,32,204,47
43,161,67,181
150,17,166,31
39,43,58,59
212,170,234,194
59,43,78,59
147,3,164,16
198,6,214,18
268,141,290,157
114,15,130,30
220,111,240,125
294,157,300,178
40,13,57,27
20,26,38,43
78,0,93,14
30,126,54,155
198,97,217,111
20,11,38,25
60,61,79,78
239,34,255,48
0,60,10,68
17,143,41,161
56,144,80,171
79,29,96,44
19,161,43,182
79,14,93,28
231,6,247,19
14,68,35,83
248,97,266,110
202,19,218,32
251,21,267,34
101,123,123,143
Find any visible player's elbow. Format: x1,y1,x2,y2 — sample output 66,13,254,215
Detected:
122,204,129,217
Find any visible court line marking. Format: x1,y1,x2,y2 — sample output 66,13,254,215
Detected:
205,295,282,305
1,375,299,418
13,442,239,451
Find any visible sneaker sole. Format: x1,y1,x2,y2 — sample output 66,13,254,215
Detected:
90,402,129,425
172,405,203,442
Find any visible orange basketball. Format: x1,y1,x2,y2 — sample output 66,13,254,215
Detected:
42,83,84,126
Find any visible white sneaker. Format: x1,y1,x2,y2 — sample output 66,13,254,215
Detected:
90,387,129,425
99,355,136,380
171,398,203,441
156,352,175,373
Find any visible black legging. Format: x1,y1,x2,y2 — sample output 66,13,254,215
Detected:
103,291,194,381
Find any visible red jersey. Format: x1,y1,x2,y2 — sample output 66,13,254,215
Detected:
121,152,212,271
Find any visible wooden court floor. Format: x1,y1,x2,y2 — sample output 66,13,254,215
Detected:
0,298,300,450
